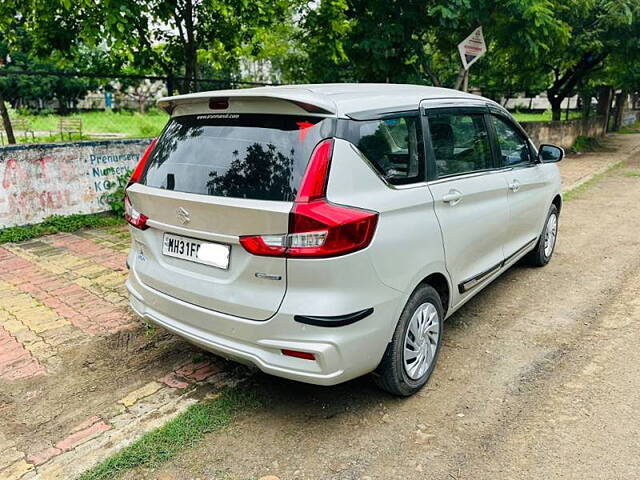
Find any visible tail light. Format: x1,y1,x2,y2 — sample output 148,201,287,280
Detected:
240,139,378,258
124,138,156,230
128,138,157,187
124,194,149,230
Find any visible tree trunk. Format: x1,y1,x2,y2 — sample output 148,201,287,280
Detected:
612,90,628,132
547,53,608,123
183,0,198,92
548,92,563,121
453,67,467,90
416,61,440,87
579,92,591,119
166,72,175,96
0,91,16,144
596,86,613,134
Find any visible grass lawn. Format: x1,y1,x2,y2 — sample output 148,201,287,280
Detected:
619,121,640,134
511,110,582,123
79,386,262,480
15,109,168,141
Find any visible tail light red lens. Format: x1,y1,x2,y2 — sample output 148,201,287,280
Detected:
128,138,157,186
287,201,377,257
239,234,287,257
124,193,149,230
239,138,379,258
295,138,333,202
124,138,156,230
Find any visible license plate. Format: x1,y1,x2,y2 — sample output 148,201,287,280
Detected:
162,233,230,270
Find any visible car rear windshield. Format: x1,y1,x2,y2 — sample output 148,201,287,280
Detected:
142,114,336,201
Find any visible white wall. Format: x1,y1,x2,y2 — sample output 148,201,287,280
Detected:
0,139,152,228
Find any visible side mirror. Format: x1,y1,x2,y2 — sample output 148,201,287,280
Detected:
539,144,564,163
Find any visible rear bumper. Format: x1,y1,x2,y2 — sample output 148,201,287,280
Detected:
126,267,400,386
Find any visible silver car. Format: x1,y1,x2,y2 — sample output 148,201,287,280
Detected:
125,84,563,396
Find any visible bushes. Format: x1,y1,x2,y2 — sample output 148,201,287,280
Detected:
571,135,605,153
103,169,132,217
0,213,123,243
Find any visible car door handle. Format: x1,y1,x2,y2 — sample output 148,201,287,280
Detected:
442,189,463,205
508,180,521,192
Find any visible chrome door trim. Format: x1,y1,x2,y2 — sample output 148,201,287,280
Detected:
457,237,537,294
427,167,513,186
458,262,503,294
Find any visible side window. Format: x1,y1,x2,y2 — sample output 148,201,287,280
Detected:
492,116,533,167
428,113,492,178
346,115,424,185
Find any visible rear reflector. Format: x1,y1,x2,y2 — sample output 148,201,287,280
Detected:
281,349,316,361
239,138,379,259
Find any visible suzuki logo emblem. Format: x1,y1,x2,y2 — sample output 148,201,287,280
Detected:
176,207,191,225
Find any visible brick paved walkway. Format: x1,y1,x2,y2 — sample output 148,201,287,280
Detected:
0,226,245,480
0,228,135,378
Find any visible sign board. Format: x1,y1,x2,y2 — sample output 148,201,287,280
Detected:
458,27,486,70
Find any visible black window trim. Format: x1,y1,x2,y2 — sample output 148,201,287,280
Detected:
336,109,429,187
422,105,502,182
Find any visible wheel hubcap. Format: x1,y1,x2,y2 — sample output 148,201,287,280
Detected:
403,302,440,380
544,213,558,258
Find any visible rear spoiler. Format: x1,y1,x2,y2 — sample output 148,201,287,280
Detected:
157,88,337,116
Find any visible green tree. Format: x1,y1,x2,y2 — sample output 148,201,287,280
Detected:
0,24,104,142
276,0,353,83
540,0,640,120
37,0,294,92
288,0,568,92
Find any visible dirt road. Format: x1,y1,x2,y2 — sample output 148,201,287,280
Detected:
123,145,640,480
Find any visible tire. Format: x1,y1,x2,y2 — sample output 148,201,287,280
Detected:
526,204,559,267
374,284,443,396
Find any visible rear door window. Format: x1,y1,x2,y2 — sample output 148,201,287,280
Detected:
142,114,335,201
341,115,425,185
427,113,493,178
